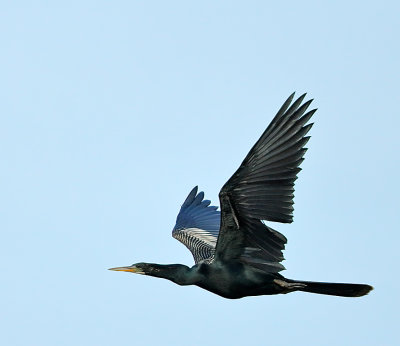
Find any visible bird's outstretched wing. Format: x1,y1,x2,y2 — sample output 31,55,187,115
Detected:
216,93,316,272
172,186,221,264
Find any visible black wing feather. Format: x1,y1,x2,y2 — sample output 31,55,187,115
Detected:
215,93,316,272
221,93,315,223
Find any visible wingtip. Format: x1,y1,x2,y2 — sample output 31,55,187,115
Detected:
181,186,199,207
295,93,307,104
288,92,312,103
287,92,296,103
189,186,199,198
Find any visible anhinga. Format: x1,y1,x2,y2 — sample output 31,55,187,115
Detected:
109,93,372,299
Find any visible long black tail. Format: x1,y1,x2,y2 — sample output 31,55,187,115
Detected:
286,279,373,297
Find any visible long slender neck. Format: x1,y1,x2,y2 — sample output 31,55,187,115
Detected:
143,263,198,286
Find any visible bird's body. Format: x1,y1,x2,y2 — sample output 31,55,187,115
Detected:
110,93,373,299
124,262,284,299
193,262,284,299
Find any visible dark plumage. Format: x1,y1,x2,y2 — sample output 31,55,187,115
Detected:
109,93,373,299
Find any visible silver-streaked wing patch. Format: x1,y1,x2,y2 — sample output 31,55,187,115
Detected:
172,187,220,264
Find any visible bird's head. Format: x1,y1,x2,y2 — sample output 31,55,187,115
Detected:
108,262,155,275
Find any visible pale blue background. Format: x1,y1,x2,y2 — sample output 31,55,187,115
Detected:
1,2,399,345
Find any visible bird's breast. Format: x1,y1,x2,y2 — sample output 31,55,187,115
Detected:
194,262,268,299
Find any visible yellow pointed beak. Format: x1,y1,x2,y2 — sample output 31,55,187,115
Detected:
108,265,144,274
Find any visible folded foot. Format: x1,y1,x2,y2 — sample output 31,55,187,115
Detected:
274,279,307,294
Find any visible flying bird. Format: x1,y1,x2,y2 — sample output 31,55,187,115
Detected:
109,93,373,299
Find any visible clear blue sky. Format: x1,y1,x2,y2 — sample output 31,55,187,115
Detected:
1,2,399,345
